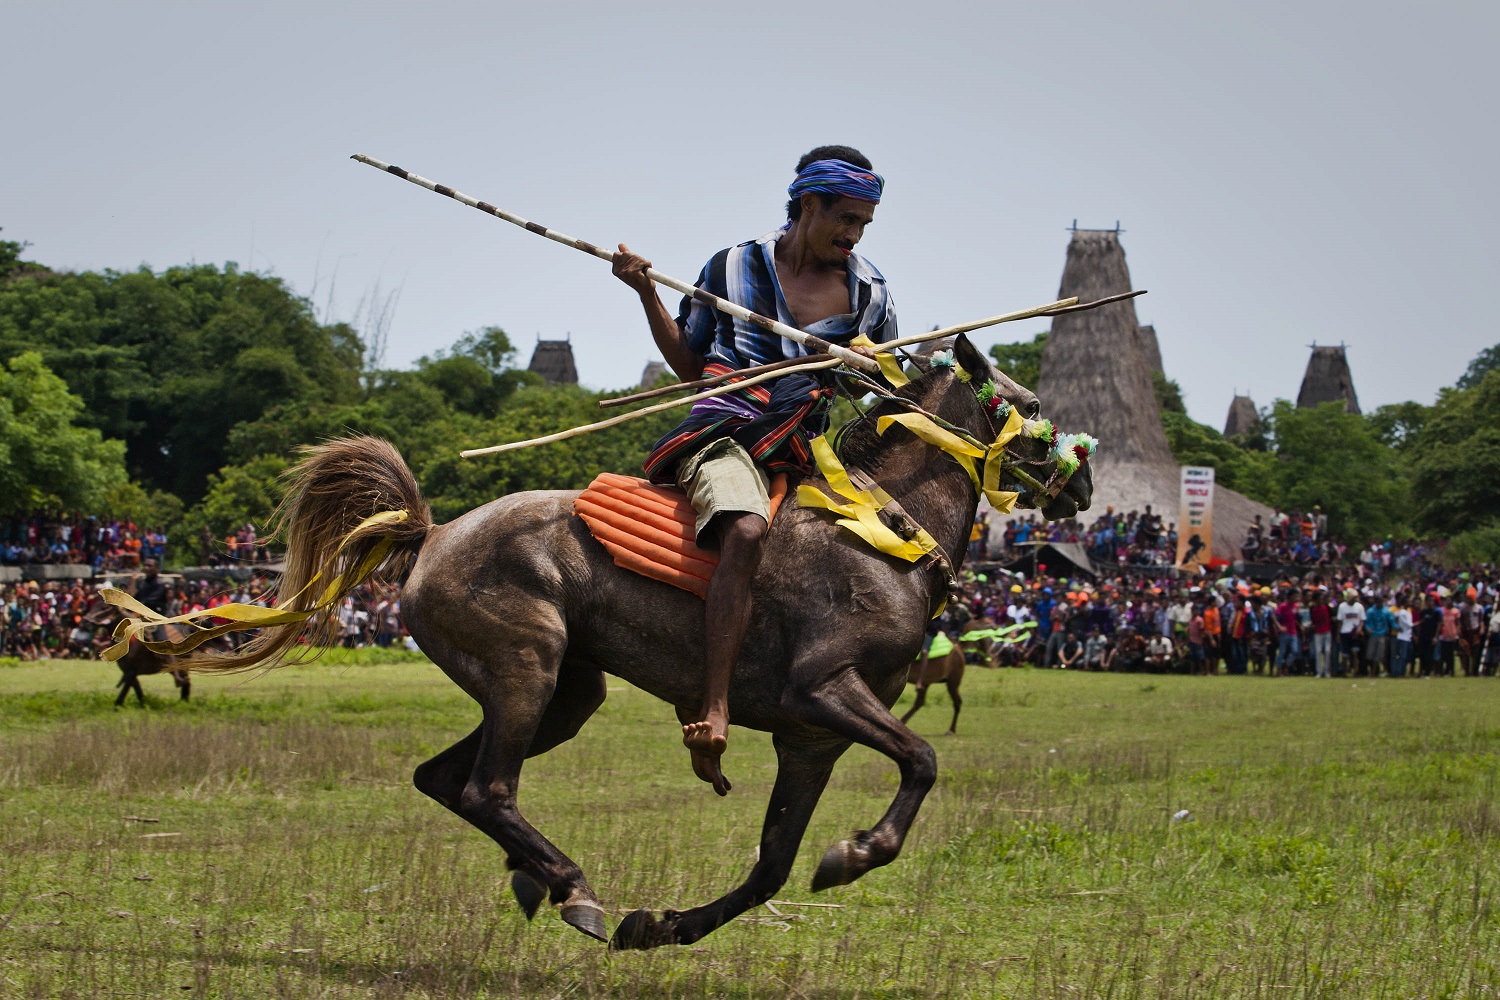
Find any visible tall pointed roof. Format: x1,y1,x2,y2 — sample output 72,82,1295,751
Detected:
1136,324,1163,374
1296,345,1360,414
1224,395,1260,438
1034,228,1271,560
1036,229,1174,467
527,339,578,385
638,360,668,389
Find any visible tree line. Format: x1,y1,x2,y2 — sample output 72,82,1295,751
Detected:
3,225,1496,566
0,230,680,564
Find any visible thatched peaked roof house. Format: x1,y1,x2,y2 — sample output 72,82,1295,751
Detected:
638,360,668,389
527,338,578,385
1034,229,1270,561
1297,345,1360,414
1135,324,1163,374
1224,394,1260,438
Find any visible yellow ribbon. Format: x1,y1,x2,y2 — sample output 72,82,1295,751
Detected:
875,409,1025,513
796,437,940,565
101,509,410,661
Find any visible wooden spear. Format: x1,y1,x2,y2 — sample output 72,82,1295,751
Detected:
458,356,840,458
350,153,880,373
459,286,1100,456
596,291,1145,408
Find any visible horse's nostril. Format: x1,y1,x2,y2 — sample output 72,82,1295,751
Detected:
1027,401,1041,419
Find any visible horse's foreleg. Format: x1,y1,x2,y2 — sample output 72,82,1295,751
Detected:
611,734,843,950
114,672,130,708
789,667,937,891
131,675,146,706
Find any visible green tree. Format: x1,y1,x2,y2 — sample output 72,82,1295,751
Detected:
1457,343,1500,390
0,263,364,502
1266,400,1409,542
0,228,33,280
180,454,291,557
0,352,129,514
988,332,1047,389
1152,371,1186,414
1366,401,1429,453
1408,369,1500,539
1160,411,1278,505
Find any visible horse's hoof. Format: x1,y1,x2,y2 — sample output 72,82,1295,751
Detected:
561,901,608,942
510,870,547,920
811,839,856,892
609,909,676,950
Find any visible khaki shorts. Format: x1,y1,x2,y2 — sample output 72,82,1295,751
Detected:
676,437,772,545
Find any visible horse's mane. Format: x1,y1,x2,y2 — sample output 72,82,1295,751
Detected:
832,368,946,473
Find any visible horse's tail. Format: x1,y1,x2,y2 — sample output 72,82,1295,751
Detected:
182,435,432,674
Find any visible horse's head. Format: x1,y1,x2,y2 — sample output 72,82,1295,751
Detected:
909,334,1094,520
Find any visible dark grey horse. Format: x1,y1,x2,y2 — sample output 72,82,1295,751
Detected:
189,334,1091,949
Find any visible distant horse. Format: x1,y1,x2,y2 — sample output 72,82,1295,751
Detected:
89,607,193,707
900,632,965,734
115,642,191,707
158,334,1091,950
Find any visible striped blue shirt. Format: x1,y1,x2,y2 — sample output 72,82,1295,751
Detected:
642,229,897,482
676,229,898,368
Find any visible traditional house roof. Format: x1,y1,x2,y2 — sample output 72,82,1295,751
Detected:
1034,228,1271,560
638,360,669,389
527,339,578,385
1224,394,1260,438
1296,345,1360,414
1136,324,1164,374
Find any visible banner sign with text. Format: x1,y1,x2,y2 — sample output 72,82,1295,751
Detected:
1174,466,1215,572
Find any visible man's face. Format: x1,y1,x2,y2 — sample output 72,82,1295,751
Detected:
143,560,158,577
800,195,876,265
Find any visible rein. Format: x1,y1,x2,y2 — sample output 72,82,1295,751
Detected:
802,351,1098,616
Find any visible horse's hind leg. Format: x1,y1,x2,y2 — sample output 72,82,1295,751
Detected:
414,665,606,921
899,683,928,724
424,619,607,942
114,672,130,708
612,733,843,950
945,653,966,734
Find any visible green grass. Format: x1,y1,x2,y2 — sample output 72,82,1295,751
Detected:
1,658,1498,998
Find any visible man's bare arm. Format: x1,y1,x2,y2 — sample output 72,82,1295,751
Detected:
611,244,704,381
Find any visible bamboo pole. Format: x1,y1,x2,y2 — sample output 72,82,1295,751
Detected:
350,153,879,373
594,290,1144,408
459,356,840,458
598,355,835,408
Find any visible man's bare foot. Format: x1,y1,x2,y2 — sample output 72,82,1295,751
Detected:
682,719,730,796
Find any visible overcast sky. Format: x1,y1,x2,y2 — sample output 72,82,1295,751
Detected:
5,1,1495,428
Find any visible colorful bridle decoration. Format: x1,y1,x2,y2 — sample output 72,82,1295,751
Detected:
798,347,1099,585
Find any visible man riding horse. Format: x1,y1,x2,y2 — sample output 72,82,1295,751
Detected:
611,145,894,796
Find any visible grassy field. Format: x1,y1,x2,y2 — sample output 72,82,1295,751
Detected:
1,656,1497,999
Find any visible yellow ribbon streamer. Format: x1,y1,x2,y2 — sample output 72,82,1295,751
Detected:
876,352,909,388
875,409,1024,513
101,509,410,661
797,437,940,565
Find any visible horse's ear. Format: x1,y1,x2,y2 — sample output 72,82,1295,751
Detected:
953,334,992,381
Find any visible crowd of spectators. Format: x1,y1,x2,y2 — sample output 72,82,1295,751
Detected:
0,573,410,661
986,507,1181,570
1238,507,1345,565
1,516,168,572
944,524,1498,678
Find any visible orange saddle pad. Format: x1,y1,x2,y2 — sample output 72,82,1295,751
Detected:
574,471,788,599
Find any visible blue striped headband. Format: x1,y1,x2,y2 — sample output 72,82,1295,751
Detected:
787,159,885,204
